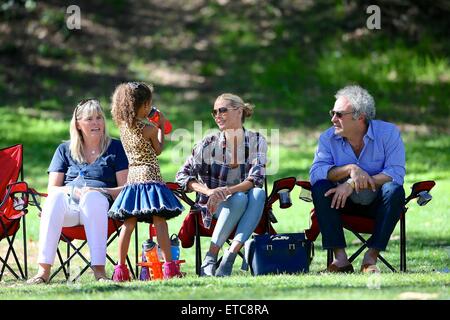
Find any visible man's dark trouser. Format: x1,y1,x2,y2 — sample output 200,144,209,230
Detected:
311,179,405,251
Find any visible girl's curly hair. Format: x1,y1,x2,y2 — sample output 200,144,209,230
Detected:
111,82,153,127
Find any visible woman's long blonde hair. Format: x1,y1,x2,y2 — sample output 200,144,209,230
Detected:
69,99,111,164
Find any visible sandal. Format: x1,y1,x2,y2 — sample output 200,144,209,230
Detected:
360,263,381,274
26,275,49,285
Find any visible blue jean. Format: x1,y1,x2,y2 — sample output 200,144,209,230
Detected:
211,188,266,248
311,179,405,251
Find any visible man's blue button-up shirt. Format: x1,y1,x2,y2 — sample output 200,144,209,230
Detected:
309,120,406,186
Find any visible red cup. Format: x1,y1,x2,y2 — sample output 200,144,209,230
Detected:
148,107,172,134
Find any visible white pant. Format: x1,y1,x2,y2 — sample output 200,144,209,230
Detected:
38,190,109,266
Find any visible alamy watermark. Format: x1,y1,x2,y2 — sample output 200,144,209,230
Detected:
170,121,280,176
366,5,381,30
66,5,81,30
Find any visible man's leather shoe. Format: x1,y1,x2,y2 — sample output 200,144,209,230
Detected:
326,263,354,273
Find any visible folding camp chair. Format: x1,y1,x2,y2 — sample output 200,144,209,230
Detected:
0,144,45,281
296,179,435,272
170,177,297,276
48,218,136,282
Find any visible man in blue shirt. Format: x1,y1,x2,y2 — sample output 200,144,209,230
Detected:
310,85,405,273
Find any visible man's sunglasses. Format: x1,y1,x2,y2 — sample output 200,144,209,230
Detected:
211,106,239,118
329,110,355,118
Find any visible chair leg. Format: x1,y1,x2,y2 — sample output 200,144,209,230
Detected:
1,232,24,280
378,253,396,272
400,216,406,272
51,248,68,281
50,240,89,281
326,249,333,267
348,232,369,263
0,219,26,280
135,225,139,278
352,231,397,272
23,215,28,279
0,251,21,280
67,241,71,279
5,232,26,279
195,213,201,276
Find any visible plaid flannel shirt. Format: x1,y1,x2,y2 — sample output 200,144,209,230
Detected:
175,128,267,228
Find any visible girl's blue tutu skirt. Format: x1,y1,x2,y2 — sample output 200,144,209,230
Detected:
108,182,184,223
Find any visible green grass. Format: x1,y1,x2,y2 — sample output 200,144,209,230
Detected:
0,108,449,299
1,1,449,301
1,274,448,300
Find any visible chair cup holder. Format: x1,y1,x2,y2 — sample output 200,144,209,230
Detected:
278,190,292,209
417,191,432,206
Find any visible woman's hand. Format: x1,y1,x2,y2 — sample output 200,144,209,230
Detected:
206,187,231,202
79,187,109,197
206,187,231,213
324,183,354,209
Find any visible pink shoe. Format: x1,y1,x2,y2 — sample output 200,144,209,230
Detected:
112,264,130,282
163,261,183,279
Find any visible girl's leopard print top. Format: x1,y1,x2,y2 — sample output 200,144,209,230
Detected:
119,120,163,184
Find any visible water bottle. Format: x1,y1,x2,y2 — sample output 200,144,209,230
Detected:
69,171,87,213
170,234,180,261
142,239,163,280
147,106,173,135
139,241,151,281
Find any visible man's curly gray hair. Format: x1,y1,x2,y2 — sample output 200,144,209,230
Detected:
335,85,376,123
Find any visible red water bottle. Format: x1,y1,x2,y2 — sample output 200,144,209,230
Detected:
147,106,173,134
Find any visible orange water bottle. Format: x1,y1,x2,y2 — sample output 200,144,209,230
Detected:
147,106,173,134
143,239,163,280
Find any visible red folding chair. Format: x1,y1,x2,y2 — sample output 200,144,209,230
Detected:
297,179,435,272
170,177,297,276
48,217,136,282
0,144,45,281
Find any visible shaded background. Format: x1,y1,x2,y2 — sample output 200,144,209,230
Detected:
1,0,449,128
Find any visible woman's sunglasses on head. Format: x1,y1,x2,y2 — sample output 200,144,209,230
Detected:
75,99,100,120
77,98,98,107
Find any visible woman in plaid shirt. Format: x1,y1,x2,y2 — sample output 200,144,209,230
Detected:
176,93,268,277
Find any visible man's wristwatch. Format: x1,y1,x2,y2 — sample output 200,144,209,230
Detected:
346,178,355,189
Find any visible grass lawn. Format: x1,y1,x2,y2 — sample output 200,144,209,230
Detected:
0,108,449,300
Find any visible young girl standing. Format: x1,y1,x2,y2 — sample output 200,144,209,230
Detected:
109,81,184,281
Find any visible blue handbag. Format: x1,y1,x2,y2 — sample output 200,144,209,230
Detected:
244,233,313,276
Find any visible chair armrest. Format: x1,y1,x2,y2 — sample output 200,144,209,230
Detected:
405,180,436,205
296,180,312,191
166,182,196,207
1,182,47,217
296,180,313,203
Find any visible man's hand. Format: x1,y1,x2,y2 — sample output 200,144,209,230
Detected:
349,165,376,193
324,183,354,209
